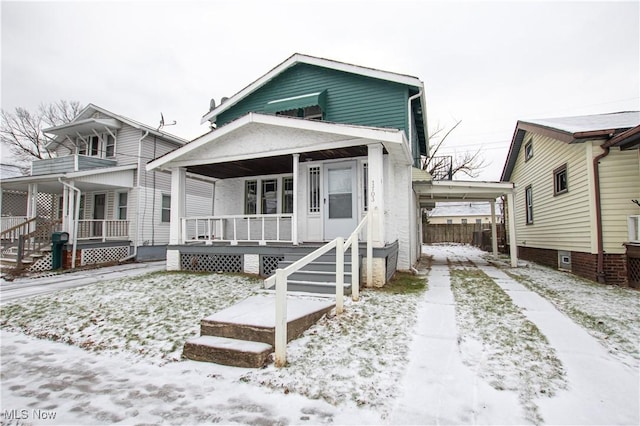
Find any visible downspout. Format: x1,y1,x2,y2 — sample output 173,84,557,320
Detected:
407,90,422,164
58,178,80,269
593,145,610,284
120,130,149,263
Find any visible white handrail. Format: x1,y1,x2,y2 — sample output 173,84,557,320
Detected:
273,212,371,367
181,214,293,244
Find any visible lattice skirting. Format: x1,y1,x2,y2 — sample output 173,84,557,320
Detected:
80,246,130,266
181,253,242,273
261,255,284,276
629,256,640,288
29,252,53,272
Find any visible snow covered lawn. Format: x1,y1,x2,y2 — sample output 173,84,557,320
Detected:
1,269,426,417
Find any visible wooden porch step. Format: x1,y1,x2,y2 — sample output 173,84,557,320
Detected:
286,280,352,295
278,260,353,273
183,336,273,368
288,270,353,284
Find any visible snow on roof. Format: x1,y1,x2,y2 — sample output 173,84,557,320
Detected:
522,111,640,134
428,201,500,217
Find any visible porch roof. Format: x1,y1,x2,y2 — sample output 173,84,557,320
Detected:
147,112,410,179
413,177,514,208
43,118,121,138
0,165,136,194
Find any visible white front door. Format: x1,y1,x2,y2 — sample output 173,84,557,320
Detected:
323,161,357,240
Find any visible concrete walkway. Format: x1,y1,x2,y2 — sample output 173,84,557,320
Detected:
390,246,639,425
1,261,166,304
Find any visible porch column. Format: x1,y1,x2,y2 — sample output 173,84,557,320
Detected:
292,153,299,245
367,143,384,247
490,200,498,256
169,167,186,245
506,191,518,267
26,183,38,218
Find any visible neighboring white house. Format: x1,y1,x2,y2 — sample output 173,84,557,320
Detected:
0,104,215,271
427,201,503,225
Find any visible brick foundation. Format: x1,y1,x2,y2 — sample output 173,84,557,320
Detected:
517,245,629,287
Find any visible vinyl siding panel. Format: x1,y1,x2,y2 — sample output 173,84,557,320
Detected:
216,64,410,134
186,179,214,217
599,147,640,253
510,132,593,252
113,125,142,166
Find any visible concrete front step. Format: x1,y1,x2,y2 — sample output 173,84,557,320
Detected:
183,335,273,368
183,295,335,368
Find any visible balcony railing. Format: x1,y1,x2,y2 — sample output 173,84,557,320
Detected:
181,214,292,245
77,220,129,241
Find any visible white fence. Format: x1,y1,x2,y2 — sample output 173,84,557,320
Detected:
77,220,129,241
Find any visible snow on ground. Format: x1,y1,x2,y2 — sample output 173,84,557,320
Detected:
1,245,639,425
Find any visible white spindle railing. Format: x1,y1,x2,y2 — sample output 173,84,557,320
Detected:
0,216,29,235
181,214,293,245
77,220,129,241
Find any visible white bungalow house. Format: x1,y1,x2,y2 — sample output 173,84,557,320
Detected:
147,54,518,287
0,104,215,272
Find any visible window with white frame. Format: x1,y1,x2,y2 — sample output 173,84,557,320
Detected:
117,192,128,220
282,177,294,214
524,139,533,162
525,185,533,224
476,218,482,224
554,164,568,195
308,166,320,213
77,133,115,158
262,179,278,214
161,194,171,222
461,218,468,224
245,180,257,214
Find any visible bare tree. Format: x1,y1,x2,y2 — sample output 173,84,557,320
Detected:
1,100,83,174
422,120,487,180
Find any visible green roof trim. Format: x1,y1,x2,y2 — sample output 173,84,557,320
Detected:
263,90,327,113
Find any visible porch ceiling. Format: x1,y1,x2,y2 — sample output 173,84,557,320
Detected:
187,146,371,179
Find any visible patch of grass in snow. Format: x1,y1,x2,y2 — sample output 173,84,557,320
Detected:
0,271,262,364
502,267,640,365
376,271,427,294
239,286,425,417
450,266,567,425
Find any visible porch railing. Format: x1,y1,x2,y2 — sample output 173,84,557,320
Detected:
0,217,62,270
0,216,32,242
269,212,372,367
181,214,293,245
77,220,130,241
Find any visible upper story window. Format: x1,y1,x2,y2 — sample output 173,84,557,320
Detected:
77,133,116,158
553,164,568,196
276,105,323,120
524,139,533,162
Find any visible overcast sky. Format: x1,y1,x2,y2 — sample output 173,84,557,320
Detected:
1,0,638,180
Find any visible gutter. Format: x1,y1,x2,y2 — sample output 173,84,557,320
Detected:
58,178,80,269
119,130,149,263
592,145,611,284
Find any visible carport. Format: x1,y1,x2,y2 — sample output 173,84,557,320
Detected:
412,169,518,267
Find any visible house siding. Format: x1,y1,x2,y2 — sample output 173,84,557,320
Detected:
598,146,640,254
510,132,593,252
113,125,143,166
216,63,410,136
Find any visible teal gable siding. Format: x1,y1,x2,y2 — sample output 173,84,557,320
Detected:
216,64,414,136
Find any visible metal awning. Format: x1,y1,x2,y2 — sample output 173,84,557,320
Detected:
263,90,327,113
